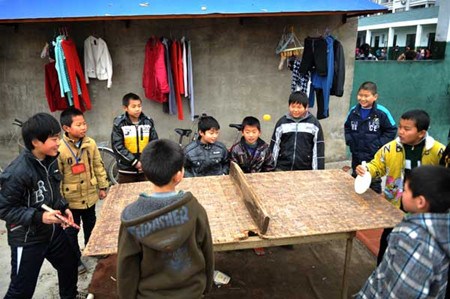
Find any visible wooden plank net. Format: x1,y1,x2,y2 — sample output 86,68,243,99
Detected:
83,169,404,256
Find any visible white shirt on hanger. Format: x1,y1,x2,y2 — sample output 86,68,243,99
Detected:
84,36,113,88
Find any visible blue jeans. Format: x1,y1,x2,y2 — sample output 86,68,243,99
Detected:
5,226,78,299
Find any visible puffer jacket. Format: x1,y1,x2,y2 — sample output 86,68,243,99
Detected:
345,102,397,170
184,140,229,177
117,191,214,299
111,112,158,174
270,112,325,170
58,134,109,210
229,137,275,173
367,136,445,209
0,150,68,246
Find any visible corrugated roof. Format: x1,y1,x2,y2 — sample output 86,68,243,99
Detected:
358,6,439,26
0,0,386,23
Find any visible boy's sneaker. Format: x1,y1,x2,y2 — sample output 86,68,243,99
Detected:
75,291,89,299
78,261,87,275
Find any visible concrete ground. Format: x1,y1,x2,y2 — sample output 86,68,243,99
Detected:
1,144,380,298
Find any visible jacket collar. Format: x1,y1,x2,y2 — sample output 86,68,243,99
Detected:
395,133,435,151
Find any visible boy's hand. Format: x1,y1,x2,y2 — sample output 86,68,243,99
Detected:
135,161,143,173
355,164,367,176
64,209,74,224
99,189,107,199
42,210,64,225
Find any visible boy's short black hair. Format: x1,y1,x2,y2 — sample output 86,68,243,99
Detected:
22,113,61,150
198,116,220,133
401,109,430,132
288,91,308,108
141,139,185,186
407,165,450,213
358,81,378,95
241,116,261,131
122,93,141,107
60,107,84,127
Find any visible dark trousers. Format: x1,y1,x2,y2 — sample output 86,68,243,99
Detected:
377,227,393,265
118,172,147,184
65,204,96,260
5,226,78,299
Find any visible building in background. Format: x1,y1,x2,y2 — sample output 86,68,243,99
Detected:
357,0,441,59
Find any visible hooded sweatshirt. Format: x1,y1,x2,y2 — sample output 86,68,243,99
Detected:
117,191,214,299
357,213,450,298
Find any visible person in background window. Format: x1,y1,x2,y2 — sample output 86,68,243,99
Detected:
357,43,378,61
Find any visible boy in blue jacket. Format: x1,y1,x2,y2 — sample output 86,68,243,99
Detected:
344,81,397,193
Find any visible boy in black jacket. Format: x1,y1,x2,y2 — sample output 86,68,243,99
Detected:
0,113,79,298
270,91,325,171
184,115,229,177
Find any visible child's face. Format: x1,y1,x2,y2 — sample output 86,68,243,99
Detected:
357,89,377,109
64,115,87,140
32,133,60,159
289,102,307,118
124,99,142,121
398,118,426,145
242,125,261,145
199,128,219,144
401,181,428,213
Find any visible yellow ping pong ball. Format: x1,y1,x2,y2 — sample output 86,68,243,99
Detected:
263,114,271,121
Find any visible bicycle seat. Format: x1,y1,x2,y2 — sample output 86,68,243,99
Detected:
174,128,192,137
229,123,243,131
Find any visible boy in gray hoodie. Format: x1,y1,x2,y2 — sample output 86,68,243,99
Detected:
117,139,214,299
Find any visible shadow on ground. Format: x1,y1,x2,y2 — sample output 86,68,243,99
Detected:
89,240,375,299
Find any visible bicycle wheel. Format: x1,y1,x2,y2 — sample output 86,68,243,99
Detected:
98,147,118,185
107,160,119,185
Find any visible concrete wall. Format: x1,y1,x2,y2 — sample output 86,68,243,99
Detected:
0,16,357,162
350,42,450,145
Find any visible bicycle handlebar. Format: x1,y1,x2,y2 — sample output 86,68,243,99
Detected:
229,123,243,131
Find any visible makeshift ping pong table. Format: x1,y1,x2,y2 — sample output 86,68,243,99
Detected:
84,163,403,298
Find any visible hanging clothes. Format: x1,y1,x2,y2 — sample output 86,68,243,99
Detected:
170,40,184,120
181,37,189,97
308,35,334,120
186,39,195,121
84,36,113,88
44,61,69,112
61,39,92,111
290,59,309,94
299,37,328,76
54,35,75,106
330,39,345,97
161,37,177,115
143,36,169,103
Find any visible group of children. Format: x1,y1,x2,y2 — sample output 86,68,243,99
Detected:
0,82,449,298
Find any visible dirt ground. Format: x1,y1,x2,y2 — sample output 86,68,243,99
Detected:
1,145,377,298
88,240,375,299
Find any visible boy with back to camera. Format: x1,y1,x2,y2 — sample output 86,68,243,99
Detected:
58,107,109,274
344,81,397,193
117,139,214,298
230,116,274,173
112,92,159,183
356,109,445,265
356,165,450,298
0,113,80,298
270,91,325,171
184,115,229,177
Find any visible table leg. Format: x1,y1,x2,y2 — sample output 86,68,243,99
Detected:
341,232,355,299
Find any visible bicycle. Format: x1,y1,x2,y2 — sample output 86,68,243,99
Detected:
174,113,205,147
97,142,119,185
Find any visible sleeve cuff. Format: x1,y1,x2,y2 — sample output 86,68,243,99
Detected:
33,211,44,224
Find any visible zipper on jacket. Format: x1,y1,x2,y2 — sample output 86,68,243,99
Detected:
135,125,141,154
291,122,299,170
37,158,57,241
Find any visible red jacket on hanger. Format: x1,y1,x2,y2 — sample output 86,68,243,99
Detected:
45,61,69,112
61,39,91,111
143,37,169,103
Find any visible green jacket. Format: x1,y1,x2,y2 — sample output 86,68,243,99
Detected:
58,134,109,209
367,136,445,208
